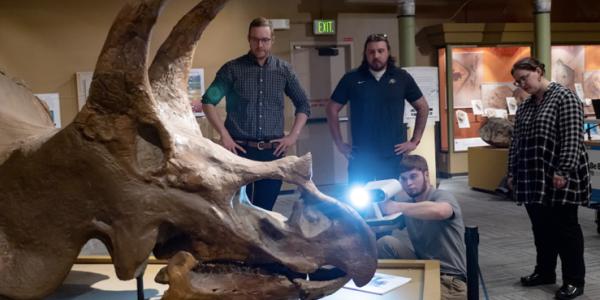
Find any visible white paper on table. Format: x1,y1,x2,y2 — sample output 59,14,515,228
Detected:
343,272,411,295
456,110,470,128
471,99,484,115
506,97,517,115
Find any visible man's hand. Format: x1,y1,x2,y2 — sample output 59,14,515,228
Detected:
202,103,246,155
271,134,298,157
220,132,246,155
394,140,418,155
335,142,353,159
553,174,567,189
379,200,405,216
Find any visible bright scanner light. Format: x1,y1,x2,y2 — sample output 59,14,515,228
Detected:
349,186,371,208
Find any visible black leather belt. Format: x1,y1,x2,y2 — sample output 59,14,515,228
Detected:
236,140,279,150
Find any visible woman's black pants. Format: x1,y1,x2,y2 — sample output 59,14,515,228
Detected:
525,203,585,287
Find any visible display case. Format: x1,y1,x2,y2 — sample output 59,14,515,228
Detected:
438,45,530,153
422,22,600,176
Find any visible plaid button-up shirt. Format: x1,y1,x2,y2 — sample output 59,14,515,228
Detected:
202,53,310,141
508,82,590,206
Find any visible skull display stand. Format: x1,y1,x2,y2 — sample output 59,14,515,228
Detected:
0,0,377,299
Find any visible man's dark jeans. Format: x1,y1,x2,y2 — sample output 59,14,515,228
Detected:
239,145,283,211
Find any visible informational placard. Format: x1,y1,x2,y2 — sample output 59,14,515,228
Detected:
586,144,600,205
456,110,470,128
471,99,484,115
188,68,205,117
76,71,93,111
403,67,440,124
506,97,517,115
575,83,585,100
77,69,205,117
34,93,61,128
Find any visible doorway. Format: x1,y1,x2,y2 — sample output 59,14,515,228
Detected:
291,42,353,186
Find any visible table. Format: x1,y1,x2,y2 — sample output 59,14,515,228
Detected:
324,260,440,300
467,146,508,192
47,259,440,300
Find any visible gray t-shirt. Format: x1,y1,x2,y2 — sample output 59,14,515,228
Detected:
403,188,467,277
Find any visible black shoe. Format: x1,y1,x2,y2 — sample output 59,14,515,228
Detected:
520,272,556,286
555,284,584,300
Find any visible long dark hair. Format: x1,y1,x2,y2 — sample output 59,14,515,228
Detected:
359,33,397,71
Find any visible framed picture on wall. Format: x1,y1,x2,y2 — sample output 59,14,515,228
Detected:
188,68,205,117
403,66,440,123
76,71,93,111
481,83,515,110
34,93,61,128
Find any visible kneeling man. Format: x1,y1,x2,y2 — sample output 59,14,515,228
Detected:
377,155,467,300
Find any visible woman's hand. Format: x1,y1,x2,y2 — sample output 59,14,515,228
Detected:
553,174,567,189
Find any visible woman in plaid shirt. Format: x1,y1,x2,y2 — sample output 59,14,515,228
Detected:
508,57,590,300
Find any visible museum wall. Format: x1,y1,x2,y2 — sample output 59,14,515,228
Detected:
0,0,309,131
3,0,600,181
0,0,444,135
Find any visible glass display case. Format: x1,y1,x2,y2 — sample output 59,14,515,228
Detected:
438,46,531,152
422,22,600,176
439,44,600,153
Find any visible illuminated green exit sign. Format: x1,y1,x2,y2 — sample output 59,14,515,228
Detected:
313,19,336,35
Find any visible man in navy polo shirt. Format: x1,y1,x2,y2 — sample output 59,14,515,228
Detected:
326,33,429,185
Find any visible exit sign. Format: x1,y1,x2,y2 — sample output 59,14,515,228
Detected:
313,19,336,35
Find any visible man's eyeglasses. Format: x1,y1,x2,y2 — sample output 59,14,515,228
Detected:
513,73,531,87
249,37,272,44
366,33,388,42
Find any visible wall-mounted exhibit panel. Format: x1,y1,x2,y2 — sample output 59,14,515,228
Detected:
551,45,600,116
438,46,530,152
423,23,600,176
439,45,600,153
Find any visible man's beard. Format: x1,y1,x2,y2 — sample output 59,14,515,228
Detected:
369,60,386,71
406,182,428,198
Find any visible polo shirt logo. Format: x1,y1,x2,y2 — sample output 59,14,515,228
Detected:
389,78,396,84
357,80,366,85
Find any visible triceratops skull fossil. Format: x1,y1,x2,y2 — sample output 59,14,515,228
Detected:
0,0,377,299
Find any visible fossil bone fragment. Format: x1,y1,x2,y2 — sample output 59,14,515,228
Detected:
0,1,377,299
